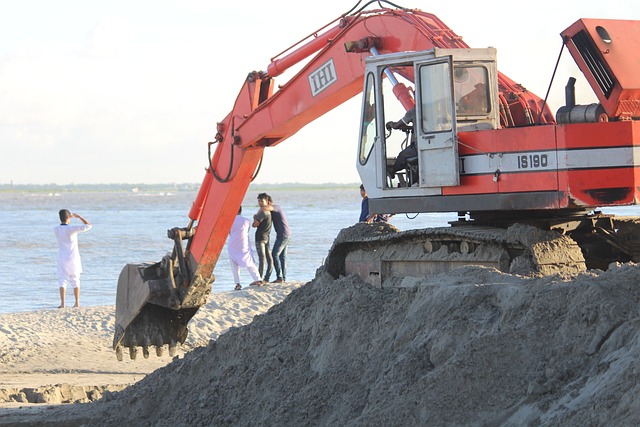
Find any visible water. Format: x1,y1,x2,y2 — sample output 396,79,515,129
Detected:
4,185,638,315
0,185,455,314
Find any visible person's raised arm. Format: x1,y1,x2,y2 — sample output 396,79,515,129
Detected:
72,213,91,226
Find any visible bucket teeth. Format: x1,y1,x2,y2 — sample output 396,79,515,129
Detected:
156,345,164,357
129,346,138,360
115,345,123,362
169,340,177,357
114,303,192,360
142,337,151,359
153,334,164,348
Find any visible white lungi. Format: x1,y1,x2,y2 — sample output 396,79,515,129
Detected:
54,223,92,288
227,215,260,283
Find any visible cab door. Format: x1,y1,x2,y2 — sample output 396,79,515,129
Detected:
414,57,460,188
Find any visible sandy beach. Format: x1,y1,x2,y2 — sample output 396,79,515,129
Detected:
0,281,303,406
3,260,640,425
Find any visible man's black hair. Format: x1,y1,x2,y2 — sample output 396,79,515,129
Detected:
257,193,273,203
59,209,71,223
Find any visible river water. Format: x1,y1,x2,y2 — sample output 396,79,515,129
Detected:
0,184,455,314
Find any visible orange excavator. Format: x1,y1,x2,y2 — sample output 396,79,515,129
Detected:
113,1,640,359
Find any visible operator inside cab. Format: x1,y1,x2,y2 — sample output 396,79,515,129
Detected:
383,76,489,188
386,108,417,185
454,67,489,116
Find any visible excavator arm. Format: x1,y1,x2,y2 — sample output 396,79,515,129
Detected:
113,3,554,359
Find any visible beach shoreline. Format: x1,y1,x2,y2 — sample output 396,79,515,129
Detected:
0,281,304,406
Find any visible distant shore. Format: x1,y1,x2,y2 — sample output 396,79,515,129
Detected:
0,182,360,193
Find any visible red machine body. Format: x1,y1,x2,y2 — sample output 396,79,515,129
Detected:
562,18,640,119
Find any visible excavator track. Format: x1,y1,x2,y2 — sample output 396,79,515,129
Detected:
608,217,640,262
324,222,587,287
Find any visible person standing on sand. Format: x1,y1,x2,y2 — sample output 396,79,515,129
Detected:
54,209,91,308
228,207,263,290
261,194,291,283
252,193,274,283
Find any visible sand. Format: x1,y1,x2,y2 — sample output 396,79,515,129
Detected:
0,282,303,407
3,259,640,425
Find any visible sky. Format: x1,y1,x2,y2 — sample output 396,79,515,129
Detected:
1,0,639,186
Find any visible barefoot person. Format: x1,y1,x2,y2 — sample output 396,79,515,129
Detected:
53,210,91,308
228,207,262,290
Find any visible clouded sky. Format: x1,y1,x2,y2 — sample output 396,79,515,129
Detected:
1,0,638,185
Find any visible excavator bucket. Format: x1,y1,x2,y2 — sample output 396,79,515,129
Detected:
113,260,202,360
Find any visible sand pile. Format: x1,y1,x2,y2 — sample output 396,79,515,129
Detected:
4,260,640,426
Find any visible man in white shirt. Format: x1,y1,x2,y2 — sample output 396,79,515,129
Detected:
54,209,92,308
228,207,262,290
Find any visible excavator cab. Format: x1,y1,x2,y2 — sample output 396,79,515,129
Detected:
357,48,499,207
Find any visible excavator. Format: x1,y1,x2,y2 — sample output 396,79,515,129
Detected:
113,1,640,360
